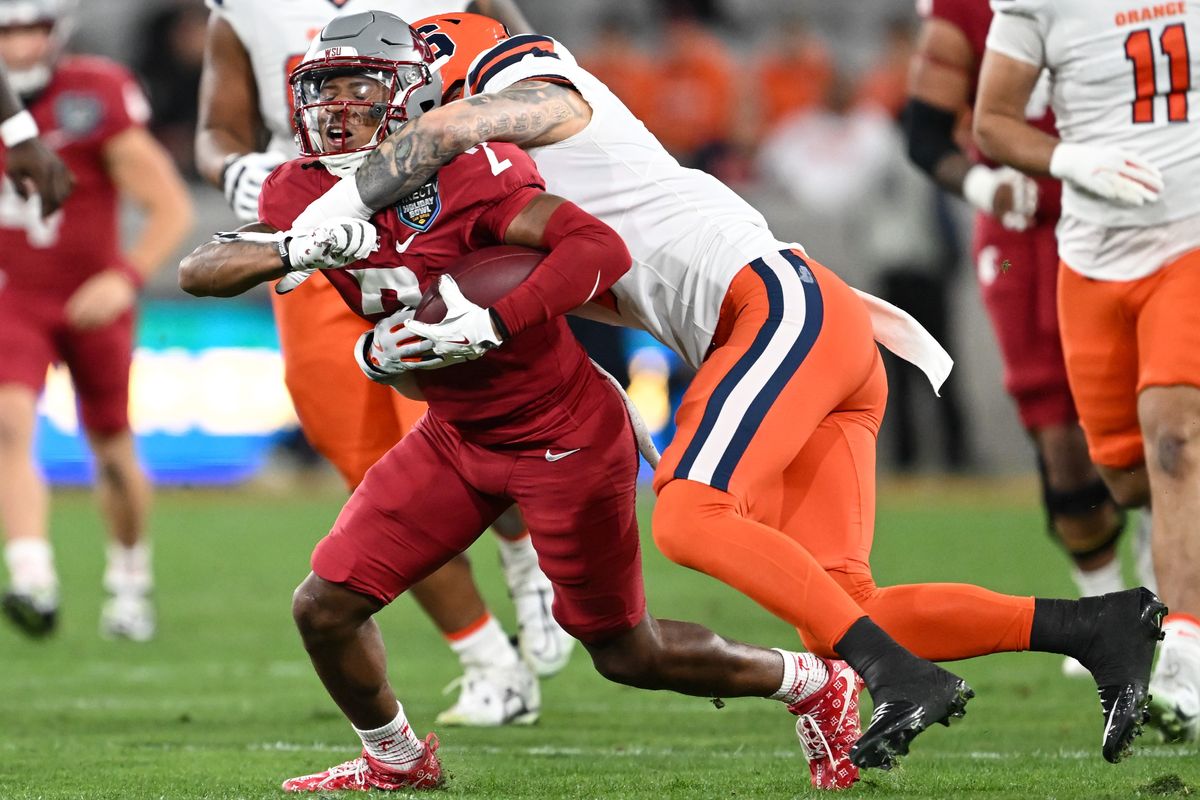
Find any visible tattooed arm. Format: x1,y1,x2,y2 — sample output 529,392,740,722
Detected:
354,80,591,211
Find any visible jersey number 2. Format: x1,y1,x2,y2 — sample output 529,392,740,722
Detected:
1125,23,1191,123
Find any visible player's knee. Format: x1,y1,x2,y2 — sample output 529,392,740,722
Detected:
588,645,657,689
291,574,358,644
1149,427,1200,480
652,480,733,567
0,415,29,453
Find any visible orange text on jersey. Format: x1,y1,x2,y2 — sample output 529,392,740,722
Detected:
1115,2,1186,26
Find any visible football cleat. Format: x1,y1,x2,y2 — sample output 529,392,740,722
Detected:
1147,616,1200,743
100,593,156,642
1062,656,1091,679
850,665,973,771
1071,588,1166,762
281,735,442,792
789,659,864,790
436,661,540,727
501,553,575,677
1,588,58,638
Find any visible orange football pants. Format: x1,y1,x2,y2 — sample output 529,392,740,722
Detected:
1058,248,1200,469
653,251,1033,659
272,275,427,489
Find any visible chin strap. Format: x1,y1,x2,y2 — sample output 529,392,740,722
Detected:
319,149,371,178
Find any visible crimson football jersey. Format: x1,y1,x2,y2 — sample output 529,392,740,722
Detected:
926,0,1061,221
259,143,608,447
0,56,148,295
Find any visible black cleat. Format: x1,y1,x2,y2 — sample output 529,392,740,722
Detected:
1074,588,1167,763
2,590,58,638
849,666,974,770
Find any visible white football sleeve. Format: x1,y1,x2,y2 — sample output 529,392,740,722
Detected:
986,9,1047,67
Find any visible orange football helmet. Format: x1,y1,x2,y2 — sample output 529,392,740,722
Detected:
412,12,511,104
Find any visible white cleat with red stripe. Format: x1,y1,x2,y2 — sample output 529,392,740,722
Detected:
281,735,442,792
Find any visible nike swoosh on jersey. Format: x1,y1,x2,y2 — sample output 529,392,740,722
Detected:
544,448,581,462
395,231,418,253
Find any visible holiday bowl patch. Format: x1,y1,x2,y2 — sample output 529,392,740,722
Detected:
395,178,441,232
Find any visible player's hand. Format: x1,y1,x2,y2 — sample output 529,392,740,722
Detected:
64,269,137,330
403,275,504,361
354,308,464,382
1049,143,1163,208
6,138,73,217
223,151,286,223
963,165,1039,231
284,217,378,271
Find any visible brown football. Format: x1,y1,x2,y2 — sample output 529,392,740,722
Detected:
414,245,547,323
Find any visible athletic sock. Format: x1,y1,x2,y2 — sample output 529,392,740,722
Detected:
353,703,426,771
4,538,58,601
103,542,152,597
446,613,519,669
770,649,830,706
834,616,933,700
1072,558,1124,598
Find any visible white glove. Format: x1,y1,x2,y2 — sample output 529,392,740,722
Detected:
354,308,464,382
275,218,378,295
962,164,1039,231
403,274,504,360
1049,143,1163,208
223,151,286,223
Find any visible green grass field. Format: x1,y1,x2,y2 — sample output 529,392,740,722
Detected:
1,477,1197,799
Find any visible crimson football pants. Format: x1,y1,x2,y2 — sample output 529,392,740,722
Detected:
312,382,647,643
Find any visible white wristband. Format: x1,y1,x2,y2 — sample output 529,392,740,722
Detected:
1,110,38,148
961,164,999,215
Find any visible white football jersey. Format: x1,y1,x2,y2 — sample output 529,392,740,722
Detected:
988,0,1200,276
205,0,466,155
464,37,788,369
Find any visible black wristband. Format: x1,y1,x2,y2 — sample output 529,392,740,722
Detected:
277,237,293,272
488,308,511,342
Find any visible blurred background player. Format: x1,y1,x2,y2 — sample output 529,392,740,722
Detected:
903,0,1134,677
0,0,192,640
193,0,572,727
975,0,1200,741
0,36,70,214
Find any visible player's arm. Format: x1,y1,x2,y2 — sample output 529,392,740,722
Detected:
401,190,629,360
195,14,281,221
307,81,591,221
904,16,1036,229
466,0,534,34
179,222,287,297
975,13,1162,206
0,62,73,216
973,50,1055,175
179,218,377,297
63,127,194,330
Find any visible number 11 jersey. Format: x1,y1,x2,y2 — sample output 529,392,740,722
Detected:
989,0,1200,237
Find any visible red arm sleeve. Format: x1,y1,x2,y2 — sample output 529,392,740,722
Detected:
486,199,632,338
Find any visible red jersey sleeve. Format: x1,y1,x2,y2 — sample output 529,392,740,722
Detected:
258,159,332,231
81,58,152,143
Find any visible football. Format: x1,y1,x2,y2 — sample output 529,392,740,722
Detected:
414,245,547,323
